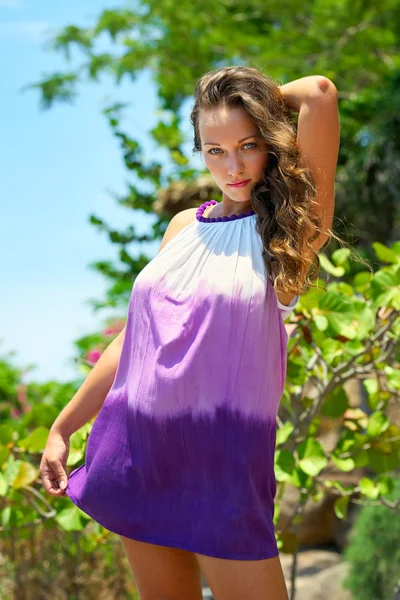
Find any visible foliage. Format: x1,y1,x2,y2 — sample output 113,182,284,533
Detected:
0,525,137,598
342,477,400,600
272,240,400,552
0,320,135,597
25,0,400,313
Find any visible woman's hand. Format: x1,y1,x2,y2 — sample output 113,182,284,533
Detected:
40,430,70,496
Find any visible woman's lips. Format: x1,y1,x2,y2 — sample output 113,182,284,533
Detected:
228,179,251,188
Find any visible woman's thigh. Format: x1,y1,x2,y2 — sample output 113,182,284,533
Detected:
195,553,289,600
119,536,203,600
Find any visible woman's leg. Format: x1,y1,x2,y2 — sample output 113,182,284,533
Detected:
195,553,289,600
119,536,204,600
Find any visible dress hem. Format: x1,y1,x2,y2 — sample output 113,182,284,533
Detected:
117,530,280,561
65,481,279,561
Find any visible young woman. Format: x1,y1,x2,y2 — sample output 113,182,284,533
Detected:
40,66,340,599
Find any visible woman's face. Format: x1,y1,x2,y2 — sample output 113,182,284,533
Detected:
199,105,269,202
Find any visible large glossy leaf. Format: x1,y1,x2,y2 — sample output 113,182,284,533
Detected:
18,427,49,453
319,253,345,277
55,506,85,532
297,438,328,477
12,461,38,489
367,411,390,437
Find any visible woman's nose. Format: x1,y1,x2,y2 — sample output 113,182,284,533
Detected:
228,155,244,176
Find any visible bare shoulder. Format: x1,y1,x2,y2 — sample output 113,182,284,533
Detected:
157,207,198,253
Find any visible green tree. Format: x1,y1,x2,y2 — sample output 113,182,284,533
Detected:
26,0,400,311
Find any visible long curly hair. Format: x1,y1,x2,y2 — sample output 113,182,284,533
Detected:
190,65,353,295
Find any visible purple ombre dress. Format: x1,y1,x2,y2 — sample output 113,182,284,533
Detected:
65,200,299,560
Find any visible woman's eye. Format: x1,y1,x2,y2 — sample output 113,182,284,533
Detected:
207,143,257,156
208,148,222,155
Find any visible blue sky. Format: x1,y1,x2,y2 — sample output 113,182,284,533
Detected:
1,0,201,383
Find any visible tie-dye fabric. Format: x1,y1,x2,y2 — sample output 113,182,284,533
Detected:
65,200,299,560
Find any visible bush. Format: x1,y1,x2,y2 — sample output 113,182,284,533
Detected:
343,474,400,600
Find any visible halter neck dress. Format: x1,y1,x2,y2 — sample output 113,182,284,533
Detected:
65,200,299,560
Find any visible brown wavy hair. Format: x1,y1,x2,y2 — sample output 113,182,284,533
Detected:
190,65,359,296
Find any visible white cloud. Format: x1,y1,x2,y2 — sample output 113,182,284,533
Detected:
0,20,54,42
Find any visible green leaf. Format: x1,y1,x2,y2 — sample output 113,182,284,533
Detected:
367,411,390,437
363,378,378,396
353,271,372,294
0,425,14,445
314,314,329,331
330,281,355,297
297,438,328,477
0,472,8,497
371,269,400,292
297,284,325,312
331,248,352,266
374,288,400,309
331,453,356,472
3,455,21,485
367,448,400,473
387,368,400,390
372,242,400,264
1,506,11,528
17,427,49,453
359,477,379,499
286,358,308,385
322,387,349,418
66,449,84,466
334,495,350,520
353,449,369,468
320,338,343,363
319,253,345,276
318,292,362,339
0,444,9,469
276,422,294,446
12,461,38,489
274,450,295,482
375,475,394,496
55,506,85,532
289,466,311,488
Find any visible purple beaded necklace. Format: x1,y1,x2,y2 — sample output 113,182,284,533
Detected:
196,200,256,223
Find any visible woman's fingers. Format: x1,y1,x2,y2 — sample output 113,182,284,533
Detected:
40,432,70,496
41,462,68,496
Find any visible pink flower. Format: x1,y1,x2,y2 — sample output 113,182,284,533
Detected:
103,322,125,336
86,350,102,364
103,327,118,336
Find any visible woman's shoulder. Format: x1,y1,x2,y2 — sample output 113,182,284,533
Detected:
157,206,198,253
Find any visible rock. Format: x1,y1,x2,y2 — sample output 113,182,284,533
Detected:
280,550,351,600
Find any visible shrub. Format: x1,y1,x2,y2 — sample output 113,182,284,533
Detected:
343,474,400,600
